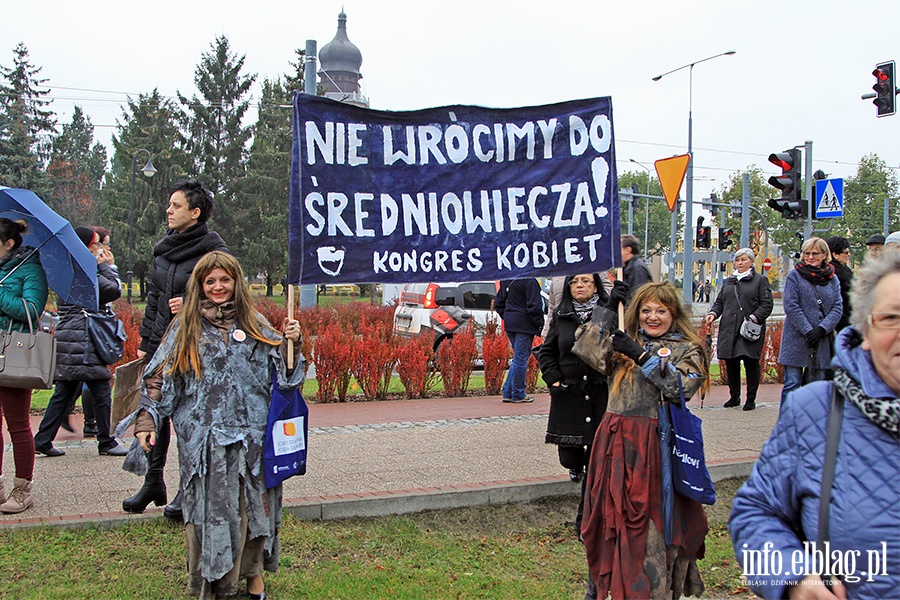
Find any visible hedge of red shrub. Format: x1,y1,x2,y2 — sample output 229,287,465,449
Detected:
481,319,509,395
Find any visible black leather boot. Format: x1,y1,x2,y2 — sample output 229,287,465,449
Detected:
122,418,170,513
163,490,184,522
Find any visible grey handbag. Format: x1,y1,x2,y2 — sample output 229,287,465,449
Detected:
0,299,57,389
733,281,763,341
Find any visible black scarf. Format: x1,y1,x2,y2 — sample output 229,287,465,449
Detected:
795,261,834,286
153,223,225,263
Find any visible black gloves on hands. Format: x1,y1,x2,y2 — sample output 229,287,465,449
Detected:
606,280,630,311
612,330,648,365
804,326,827,347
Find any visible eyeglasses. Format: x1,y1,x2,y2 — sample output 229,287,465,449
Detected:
802,251,824,258
569,278,595,287
867,313,900,330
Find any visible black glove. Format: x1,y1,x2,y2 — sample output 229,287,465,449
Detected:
606,280,630,310
804,326,826,347
612,330,648,365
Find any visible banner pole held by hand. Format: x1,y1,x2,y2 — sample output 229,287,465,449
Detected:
616,268,624,328
287,284,295,365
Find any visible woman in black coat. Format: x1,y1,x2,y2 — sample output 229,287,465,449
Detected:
705,248,773,411
538,273,623,531
33,227,127,457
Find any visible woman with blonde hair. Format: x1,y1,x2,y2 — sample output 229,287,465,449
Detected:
582,282,710,599
778,237,842,404
125,251,303,599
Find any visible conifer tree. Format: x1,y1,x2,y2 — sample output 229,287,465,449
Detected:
0,43,56,191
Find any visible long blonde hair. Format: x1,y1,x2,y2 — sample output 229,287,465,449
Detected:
610,282,709,396
165,251,281,378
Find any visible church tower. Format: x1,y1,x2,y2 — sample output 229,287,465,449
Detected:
318,11,368,107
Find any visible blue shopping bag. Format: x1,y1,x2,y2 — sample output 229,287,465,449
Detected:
669,376,716,505
263,367,308,489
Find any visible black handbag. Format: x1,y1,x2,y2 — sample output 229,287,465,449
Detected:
85,307,126,365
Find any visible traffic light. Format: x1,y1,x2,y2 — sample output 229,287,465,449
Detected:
767,148,803,219
873,61,896,117
696,217,711,249
718,228,734,250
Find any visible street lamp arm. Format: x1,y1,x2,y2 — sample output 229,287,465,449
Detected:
651,50,736,81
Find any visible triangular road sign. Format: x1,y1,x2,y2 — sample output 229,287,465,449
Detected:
655,154,690,211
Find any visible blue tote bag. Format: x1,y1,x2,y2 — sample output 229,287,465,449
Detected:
669,376,716,505
263,367,309,489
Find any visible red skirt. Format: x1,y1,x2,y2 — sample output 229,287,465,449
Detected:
582,412,707,599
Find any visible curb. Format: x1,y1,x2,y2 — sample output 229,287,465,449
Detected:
0,459,758,531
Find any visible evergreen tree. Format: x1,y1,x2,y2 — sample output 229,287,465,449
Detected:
103,90,189,297
0,43,56,191
178,35,256,255
238,77,293,295
46,105,107,225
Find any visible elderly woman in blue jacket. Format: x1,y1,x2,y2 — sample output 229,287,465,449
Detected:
728,252,900,599
778,237,842,404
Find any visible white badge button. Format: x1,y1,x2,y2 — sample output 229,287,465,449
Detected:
232,329,246,342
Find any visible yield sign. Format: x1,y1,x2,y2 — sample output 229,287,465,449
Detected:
655,154,690,211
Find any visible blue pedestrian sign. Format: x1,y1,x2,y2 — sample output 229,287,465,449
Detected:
815,178,844,218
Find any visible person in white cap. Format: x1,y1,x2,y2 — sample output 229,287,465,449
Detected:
884,231,900,250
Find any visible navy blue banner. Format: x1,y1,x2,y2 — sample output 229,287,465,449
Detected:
289,95,620,284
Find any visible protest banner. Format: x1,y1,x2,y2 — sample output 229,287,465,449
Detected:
288,95,620,284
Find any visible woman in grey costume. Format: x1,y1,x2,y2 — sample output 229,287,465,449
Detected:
120,251,302,599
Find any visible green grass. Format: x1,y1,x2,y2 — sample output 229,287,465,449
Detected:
0,494,751,599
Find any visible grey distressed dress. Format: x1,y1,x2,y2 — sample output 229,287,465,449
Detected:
120,301,304,597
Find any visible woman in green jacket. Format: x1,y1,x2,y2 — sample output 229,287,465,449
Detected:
0,218,49,514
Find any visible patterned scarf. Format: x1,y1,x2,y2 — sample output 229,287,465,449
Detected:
796,261,835,286
833,367,900,439
572,294,599,323
200,299,237,333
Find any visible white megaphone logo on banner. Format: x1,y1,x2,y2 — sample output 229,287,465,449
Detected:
317,246,346,276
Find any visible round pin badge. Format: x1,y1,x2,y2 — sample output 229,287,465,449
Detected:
232,329,247,342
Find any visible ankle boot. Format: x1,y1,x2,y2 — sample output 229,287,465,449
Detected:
83,419,97,438
164,490,184,522
0,477,34,513
122,418,170,513
743,399,756,411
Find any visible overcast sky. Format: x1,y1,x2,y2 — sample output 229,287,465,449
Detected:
5,0,898,217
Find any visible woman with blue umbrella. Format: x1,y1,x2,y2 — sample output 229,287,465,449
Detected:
33,227,127,458
0,218,48,514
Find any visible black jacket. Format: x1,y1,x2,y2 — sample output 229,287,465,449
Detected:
830,260,853,332
54,262,122,381
139,223,227,357
538,275,610,447
709,269,774,360
494,279,544,336
622,255,652,303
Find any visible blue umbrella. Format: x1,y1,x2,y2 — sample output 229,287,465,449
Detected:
0,187,99,311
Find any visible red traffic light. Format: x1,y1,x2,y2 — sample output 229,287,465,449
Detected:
874,68,889,82
768,152,795,171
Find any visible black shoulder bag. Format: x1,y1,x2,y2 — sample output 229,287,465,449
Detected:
817,383,844,586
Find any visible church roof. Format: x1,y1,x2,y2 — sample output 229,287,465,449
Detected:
319,11,362,74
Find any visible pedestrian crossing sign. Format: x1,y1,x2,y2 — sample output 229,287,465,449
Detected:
815,178,844,218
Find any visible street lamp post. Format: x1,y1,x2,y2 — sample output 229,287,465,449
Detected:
128,149,157,302
629,159,653,261
653,50,736,306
